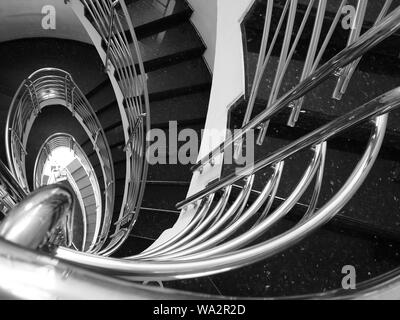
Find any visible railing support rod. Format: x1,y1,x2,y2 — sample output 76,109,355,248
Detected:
104,0,120,73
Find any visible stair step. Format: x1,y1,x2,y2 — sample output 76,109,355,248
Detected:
245,51,400,114
75,176,91,190
136,21,205,62
70,167,87,182
130,207,179,240
82,194,96,207
150,91,210,126
86,83,116,113
237,186,400,245
84,2,194,101
84,203,97,213
117,58,210,103
114,46,206,82
100,19,205,72
80,185,95,198
208,217,400,297
142,182,189,211
142,121,204,182
222,134,400,239
113,235,153,258
109,144,125,165
113,180,188,213
86,213,97,224
149,82,212,102
82,86,211,167
145,57,211,96
123,1,192,39
95,6,193,52
66,159,82,173
93,86,210,134
88,86,210,145
242,52,400,160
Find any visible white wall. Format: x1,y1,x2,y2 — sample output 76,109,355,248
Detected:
150,0,255,248
187,0,255,196
0,0,90,44
186,0,218,71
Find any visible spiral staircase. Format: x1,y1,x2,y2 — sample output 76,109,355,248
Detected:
1,0,400,299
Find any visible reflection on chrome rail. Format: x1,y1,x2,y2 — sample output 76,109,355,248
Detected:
1,181,400,299
0,184,74,250
0,185,201,300
67,0,151,256
192,3,400,174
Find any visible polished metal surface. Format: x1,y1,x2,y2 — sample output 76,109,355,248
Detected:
53,91,392,281
178,87,400,209
0,184,74,249
75,0,151,256
1,0,400,300
191,4,400,173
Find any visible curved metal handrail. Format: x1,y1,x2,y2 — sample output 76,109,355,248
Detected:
53,88,400,281
0,184,74,250
153,0,400,268
68,0,151,255
1,0,400,300
2,182,400,299
5,68,115,253
53,0,400,288
33,133,103,252
0,238,212,300
0,185,205,300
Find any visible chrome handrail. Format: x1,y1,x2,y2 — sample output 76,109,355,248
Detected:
0,184,74,250
0,185,204,300
0,238,210,300
54,88,398,281
178,88,400,210
191,3,400,174
2,179,400,299
5,68,115,253
70,0,151,255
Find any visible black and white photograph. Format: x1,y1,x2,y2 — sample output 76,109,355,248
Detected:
0,0,400,305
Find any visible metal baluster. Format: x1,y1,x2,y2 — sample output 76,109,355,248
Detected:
333,0,393,100
104,0,120,72
333,0,369,100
